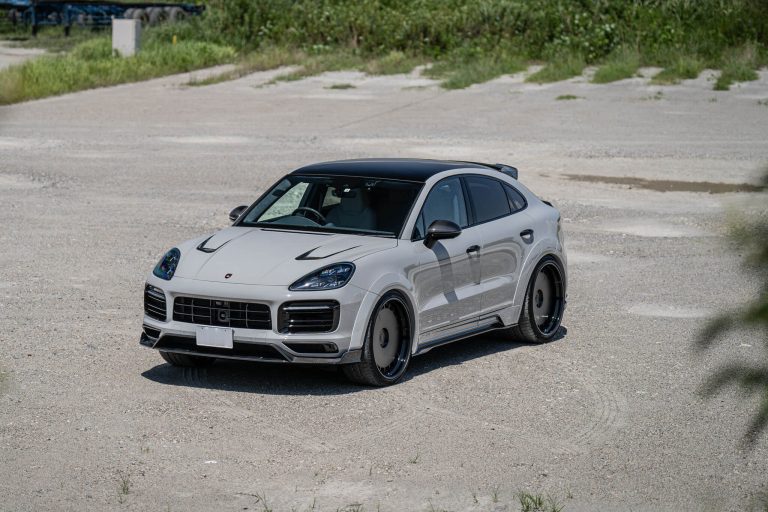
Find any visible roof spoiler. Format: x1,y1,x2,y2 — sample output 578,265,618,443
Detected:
494,163,518,180
456,161,519,179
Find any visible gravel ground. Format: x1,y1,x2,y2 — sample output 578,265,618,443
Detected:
1,64,767,512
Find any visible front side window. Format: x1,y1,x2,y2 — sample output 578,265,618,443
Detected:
240,175,422,237
413,177,469,239
465,176,511,224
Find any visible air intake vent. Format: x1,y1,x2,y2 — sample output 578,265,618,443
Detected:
173,296,271,330
278,301,340,334
144,284,167,321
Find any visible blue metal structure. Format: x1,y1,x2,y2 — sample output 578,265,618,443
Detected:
1,1,203,35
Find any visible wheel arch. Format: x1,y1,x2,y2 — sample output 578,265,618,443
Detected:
349,279,418,351
512,249,567,325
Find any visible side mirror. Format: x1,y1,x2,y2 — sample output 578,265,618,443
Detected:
229,205,248,222
424,220,461,248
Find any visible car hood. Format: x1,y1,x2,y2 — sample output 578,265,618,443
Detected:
173,227,396,286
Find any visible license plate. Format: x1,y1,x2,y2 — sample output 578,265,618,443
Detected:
195,326,233,349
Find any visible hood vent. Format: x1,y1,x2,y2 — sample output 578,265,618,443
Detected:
197,235,232,253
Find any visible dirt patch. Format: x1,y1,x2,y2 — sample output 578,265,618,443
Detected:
565,174,766,194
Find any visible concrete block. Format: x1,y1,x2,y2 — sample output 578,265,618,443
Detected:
112,19,141,57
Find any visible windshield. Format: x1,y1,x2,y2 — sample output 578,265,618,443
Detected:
239,175,423,237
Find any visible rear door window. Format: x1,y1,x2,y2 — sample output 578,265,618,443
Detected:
464,176,511,224
503,183,527,212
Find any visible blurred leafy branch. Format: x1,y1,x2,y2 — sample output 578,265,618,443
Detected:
696,169,768,448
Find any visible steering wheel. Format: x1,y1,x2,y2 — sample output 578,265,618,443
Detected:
291,207,327,224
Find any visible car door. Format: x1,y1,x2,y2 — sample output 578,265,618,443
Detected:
463,176,534,322
411,177,484,343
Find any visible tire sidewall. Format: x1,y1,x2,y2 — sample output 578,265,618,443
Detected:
526,255,565,341
362,290,413,385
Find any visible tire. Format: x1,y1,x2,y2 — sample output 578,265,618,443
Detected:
505,256,565,343
168,7,186,23
148,7,167,26
131,9,148,25
123,8,134,19
343,291,413,387
160,351,215,368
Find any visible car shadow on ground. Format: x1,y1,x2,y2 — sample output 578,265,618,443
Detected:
140,327,567,396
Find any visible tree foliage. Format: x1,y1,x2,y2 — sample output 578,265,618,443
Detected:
697,169,768,448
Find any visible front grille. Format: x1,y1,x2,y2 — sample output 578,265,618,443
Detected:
144,284,167,321
173,296,271,330
278,301,340,334
156,335,286,361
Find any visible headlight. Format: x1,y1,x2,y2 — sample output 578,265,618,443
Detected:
153,248,181,281
289,263,355,291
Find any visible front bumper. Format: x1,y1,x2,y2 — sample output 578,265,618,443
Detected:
140,331,361,364
140,275,376,365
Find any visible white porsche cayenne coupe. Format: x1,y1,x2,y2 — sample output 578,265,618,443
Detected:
141,159,567,386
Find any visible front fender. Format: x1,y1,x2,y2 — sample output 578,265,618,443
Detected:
349,272,419,353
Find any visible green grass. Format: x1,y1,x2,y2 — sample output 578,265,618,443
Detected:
651,55,704,84
592,47,640,83
526,53,586,83
641,90,664,101
6,26,107,52
273,51,365,82
518,492,564,512
2,1,767,98
116,471,131,505
190,48,421,87
556,94,582,100
425,47,526,89
715,63,759,90
715,44,760,90
188,46,299,86
364,50,423,75
0,37,235,104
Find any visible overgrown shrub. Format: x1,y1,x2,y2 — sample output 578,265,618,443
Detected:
194,0,768,64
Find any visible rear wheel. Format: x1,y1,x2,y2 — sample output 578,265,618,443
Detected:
160,351,215,368
506,256,565,343
343,292,412,386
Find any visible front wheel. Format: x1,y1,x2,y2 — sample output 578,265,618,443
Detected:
506,256,565,343
160,351,215,368
343,292,413,386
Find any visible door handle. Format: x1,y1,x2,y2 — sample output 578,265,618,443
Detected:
520,229,534,244
466,245,480,254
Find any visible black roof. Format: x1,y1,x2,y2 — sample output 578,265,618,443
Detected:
290,158,498,182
